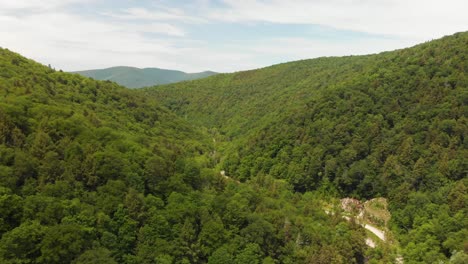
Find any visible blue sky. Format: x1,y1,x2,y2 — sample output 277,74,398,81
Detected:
0,0,466,72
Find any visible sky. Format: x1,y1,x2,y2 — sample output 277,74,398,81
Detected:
0,0,466,72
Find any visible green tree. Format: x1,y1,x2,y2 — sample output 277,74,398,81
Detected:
72,248,117,264
38,224,89,264
235,243,262,264
0,221,46,263
208,245,234,264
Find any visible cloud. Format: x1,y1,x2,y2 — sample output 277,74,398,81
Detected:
0,0,90,13
210,0,468,40
244,36,417,59
129,23,186,37
0,10,186,70
0,0,465,73
102,7,206,24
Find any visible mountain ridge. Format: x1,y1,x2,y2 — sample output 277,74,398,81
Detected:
73,66,218,88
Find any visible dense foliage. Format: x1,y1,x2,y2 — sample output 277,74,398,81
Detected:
0,48,374,263
74,66,217,89
145,32,468,263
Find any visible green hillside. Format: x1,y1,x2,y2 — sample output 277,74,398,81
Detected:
74,66,217,88
0,49,380,263
144,32,468,263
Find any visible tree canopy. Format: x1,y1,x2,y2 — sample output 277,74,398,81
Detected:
0,46,375,263
0,32,466,263
144,32,468,263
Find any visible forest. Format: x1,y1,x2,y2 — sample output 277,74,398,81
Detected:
0,47,373,263
0,32,466,264
144,32,468,263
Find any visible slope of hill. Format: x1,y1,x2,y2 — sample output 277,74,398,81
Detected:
144,32,468,263
73,66,217,88
0,49,378,263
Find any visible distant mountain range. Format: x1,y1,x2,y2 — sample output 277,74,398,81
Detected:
73,66,217,88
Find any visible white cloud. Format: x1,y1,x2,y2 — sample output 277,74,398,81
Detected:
244,36,418,60
0,0,91,13
129,23,186,37
0,1,191,70
102,7,206,24
0,0,465,73
0,10,185,69
211,0,468,40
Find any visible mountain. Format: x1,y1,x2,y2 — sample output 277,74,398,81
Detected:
143,32,468,263
1,32,466,264
0,49,374,263
73,66,218,88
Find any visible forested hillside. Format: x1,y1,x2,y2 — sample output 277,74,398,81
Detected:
145,32,468,263
0,48,382,263
74,66,217,88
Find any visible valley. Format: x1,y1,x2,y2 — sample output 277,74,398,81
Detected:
0,32,466,263
143,32,467,263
